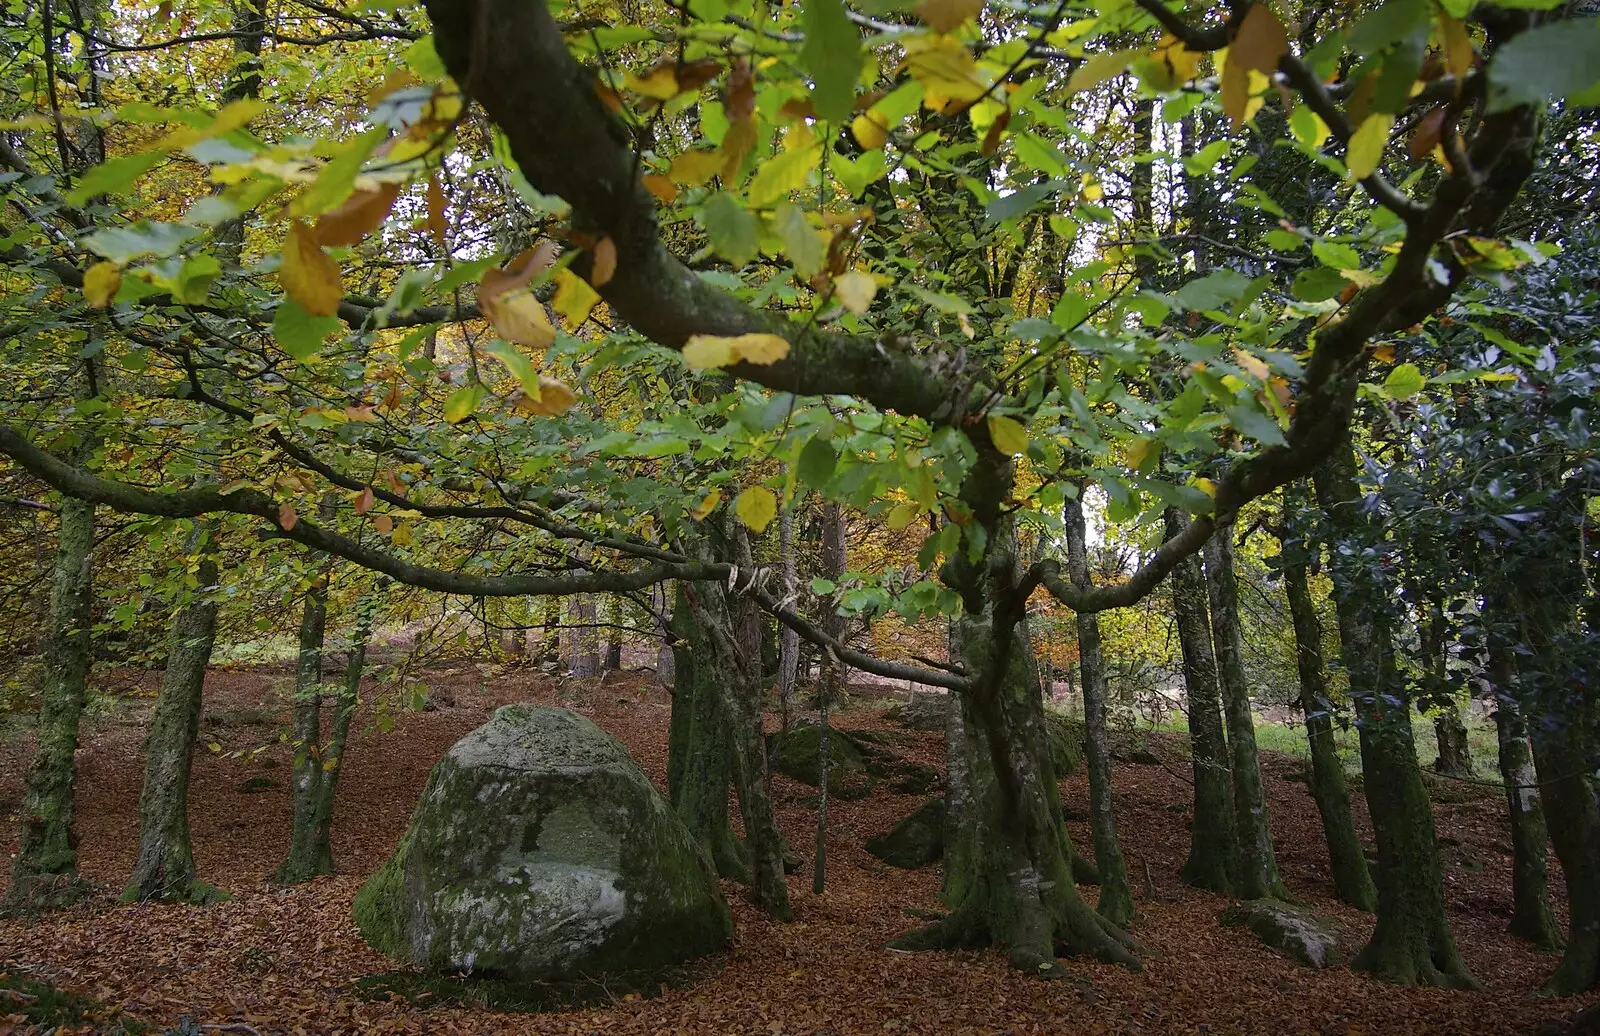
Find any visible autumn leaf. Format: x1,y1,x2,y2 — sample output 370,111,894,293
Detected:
591,237,617,287
355,487,375,515
279,220,344,317
986,414,1028,456
914,0,982,34
373,513,393,535
552,269,600,328
1126,436,1158,471
426,176,448,247
682,333,791,369
1232,347,1270,380
518,376,579,416
1408,106,1447,161
851,111,889,150
1067,49,1132,94
1346,113,1394,181
734,486,778,534
642,174,679,203
1231,5,1288,74
314,183,400,247
278,501,298,531
691,488,722,520
834,271,878,313
481,291,557,348
83,261,121,308
724,58,756,121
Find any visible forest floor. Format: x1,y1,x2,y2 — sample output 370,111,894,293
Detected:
1,662,1597,1035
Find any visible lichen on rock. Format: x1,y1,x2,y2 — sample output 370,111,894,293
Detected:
353,705,732,986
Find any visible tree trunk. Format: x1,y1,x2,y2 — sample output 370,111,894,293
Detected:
667,584,750,883
1282,549,1375,912
679,578,792,920
893,608,1138,974
603,596,623,671
652,583,675,686
5,495,96,912
1531,717,1600,994
813,502,847,895
1433,704,1474,778
272,565,334,884
1164,508,1236,894
777,502,800,735
1064,493,1133,925
1421,601,1475,778
1315,449,1474,988
123,534,226,905
1486,642,1562,950
566,594,601,676
1204,522,1291,901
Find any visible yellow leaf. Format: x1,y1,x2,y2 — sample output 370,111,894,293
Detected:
1232,347,1270,380
903,35,991,106
1067,49,1132,94
517,376,578,417
552,268,600,328
392,522,414,547
851,111,889,150
1193,477,1218,497
591,237,617,287
1231,4,1288,74
1125,436,1158,471
643,174,679,203
1438,12,1474,80
1220,48,1249,127
683,335,739,369
1372,343,1396,363
481,292,555,348
734,486,778,534
748,143,821,208
886,501,922,530
314,183,400,247
670,149,724,186
986,414,1028,456
681,333,791,368
426,175,448,247
1346,113,1394,181
279,220,344,317
83,261,121,308
914,0,982,34
731,332,790,365
834,270,878,313
626,63,682,100
692,488,723,520
1137,35,1202,91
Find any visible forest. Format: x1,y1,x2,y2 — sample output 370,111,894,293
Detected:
0,0,1598,1030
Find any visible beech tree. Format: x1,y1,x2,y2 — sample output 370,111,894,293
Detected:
1,0,1596,982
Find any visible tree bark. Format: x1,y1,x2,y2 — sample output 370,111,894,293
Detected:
1204,522,1291,901
1064,493,1133,925
1486,641,1562,950
667,584,751,883
272,563,334,884
1421,601,1475,778
566,594,601,676
1315,448,1474,988
813,503,847,896
5,494,95,912
777,501,800,735
123,530,226,905
1164,508,1236,894
1282,548,1375,912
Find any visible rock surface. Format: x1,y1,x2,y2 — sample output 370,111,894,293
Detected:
885,692,950,732
866,799,945,869
1219,899,1341,968
353,705,731,983
765,721,876,800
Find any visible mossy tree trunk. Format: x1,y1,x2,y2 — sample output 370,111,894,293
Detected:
1064,494,1133,925
678,577,791,920
667,584,750,884
814,502,846,896
1204,522,1291,902
566,595,601,676
1164,508,1236,894
776,503,800,734
1485,640,1562,950
1282,548,1375,912
272,564,333,884
123,527,226,905
1421,602,1474,778
5,494,95,913
1315,448,1474,988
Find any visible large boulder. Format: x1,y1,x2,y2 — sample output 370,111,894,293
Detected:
353,705,732,984
765,721,876,800
866,798,945,868
885,692,950,732
1220,899,1341,968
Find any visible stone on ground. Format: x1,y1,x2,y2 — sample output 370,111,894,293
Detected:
765,720,876,800
885,691,949,731
1219,899,1341,967
865,798,945,869
353,704,731,985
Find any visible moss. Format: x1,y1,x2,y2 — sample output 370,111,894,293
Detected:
1044,711,1085,777
866,799,945,869
0,967,155,1033
353,826,415,959
765,723,875,800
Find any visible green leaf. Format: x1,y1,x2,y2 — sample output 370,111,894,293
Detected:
810,577,837,595
1225,403,1288,447
749,144,821,207
176,254,222,303
1346,114,1394,180
797,433,838,488
1312,239,1363,270
273,299,342,360
772,203,825,277
700,192,761,267
986,180,1065,223
987,414,1028,456
1292,266,1351,301
1264,229,1305,250
84,221,200,263
1182,139,1230,177
483,341,537,392
1348,0,1427,54
294,126,387,217
404,35,447,79
443,384,485,424
66,151,165,205
1487,19,1600,113
799,0,860,123
832,149,886,199
1171,269,1252,311
1383,362,1426,399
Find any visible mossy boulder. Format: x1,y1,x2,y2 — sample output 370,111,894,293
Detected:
1220,899,1341,968
884,692,950,732
765,721,876,800
1044,710,1085,777
353,705,732,985
866,799,945,869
